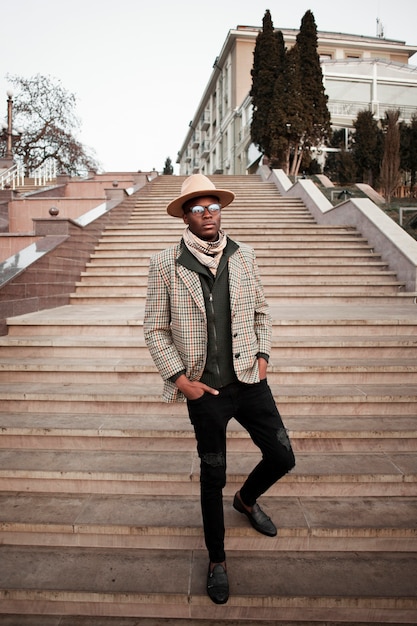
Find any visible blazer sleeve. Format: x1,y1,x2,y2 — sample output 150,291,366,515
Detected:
253,250,272,357
144,250,186,381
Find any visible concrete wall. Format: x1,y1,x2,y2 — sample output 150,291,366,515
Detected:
7,198,107,233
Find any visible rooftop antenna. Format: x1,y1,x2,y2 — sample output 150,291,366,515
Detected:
376,16,384,38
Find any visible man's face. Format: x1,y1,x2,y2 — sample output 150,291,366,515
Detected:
182,195,221,241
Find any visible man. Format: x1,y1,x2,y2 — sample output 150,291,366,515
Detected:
144,174,295,604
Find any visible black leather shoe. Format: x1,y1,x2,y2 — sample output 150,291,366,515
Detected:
233,492,277,537
207,563,229,604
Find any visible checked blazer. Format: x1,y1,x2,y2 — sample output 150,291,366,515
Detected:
144,238,272,402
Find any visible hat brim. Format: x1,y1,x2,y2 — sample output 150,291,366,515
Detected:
167,188,235,217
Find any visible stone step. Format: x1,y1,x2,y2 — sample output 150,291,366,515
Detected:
0,493,415,552
270,339,417,357
134,199,303,204
257,258,389,267
0,616,415,626
89,256,386,271
0,382,415,417
76,273,401,286
104,219,356,227
1,547,415,623
75,275,404,297
129,193,295,200
88,249,385,260
97,234,369,244
5,304,417,337
0,413,415,453
131,201,308,207
222,208,312,213
69,292,416,306
144,202,313,209
130,215,317,223
104,225,356,235
1,357,416,385
0,446,415,496
81,263,396,284
2,335,415,359
94,241,374,251
132,210,314,217
129,211,309,219
85,256,388,268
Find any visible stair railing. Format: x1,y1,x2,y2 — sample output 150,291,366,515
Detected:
31,160,57,186
0,163,25,189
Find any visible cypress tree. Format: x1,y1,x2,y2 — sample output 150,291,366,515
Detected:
250,9,331,175
283,43,305,174
250,10,280,163
267,29,288,168
293,10,331,175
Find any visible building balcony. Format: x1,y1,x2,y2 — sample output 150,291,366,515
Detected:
200,141,210,158
192,132,200,148
201,111,210,131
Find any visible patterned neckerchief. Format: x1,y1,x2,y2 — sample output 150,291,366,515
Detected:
182,226,227,275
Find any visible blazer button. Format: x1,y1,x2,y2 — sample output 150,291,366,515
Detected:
234,353,240,359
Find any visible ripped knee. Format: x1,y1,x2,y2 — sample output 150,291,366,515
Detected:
200,452,226,467
199,452,227,489
276,427,292,452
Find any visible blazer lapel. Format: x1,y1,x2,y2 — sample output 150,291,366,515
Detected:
177,263,206,313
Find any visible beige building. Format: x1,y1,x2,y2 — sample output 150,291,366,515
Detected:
176,26,417,176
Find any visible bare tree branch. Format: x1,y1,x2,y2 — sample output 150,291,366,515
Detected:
1,73,101,175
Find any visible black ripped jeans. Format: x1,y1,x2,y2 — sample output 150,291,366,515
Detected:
187,379,295,563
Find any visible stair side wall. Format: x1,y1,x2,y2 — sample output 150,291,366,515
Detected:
262,166,417,293
0,209,122,335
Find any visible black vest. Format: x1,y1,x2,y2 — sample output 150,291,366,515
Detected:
177,238,239,388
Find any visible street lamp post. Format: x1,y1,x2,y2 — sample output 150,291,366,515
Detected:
5,90,13,160
1,90,22,166
5,91,14,160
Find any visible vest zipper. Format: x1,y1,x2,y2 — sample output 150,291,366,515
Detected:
209,292,221,381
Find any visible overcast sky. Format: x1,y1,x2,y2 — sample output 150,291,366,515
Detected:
2,0,416,174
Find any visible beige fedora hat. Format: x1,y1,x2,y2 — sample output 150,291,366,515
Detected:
167,174,235,217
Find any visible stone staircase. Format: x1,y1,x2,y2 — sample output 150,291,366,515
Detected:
0,174,416,625
71,177,411,306
15,177,58,194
